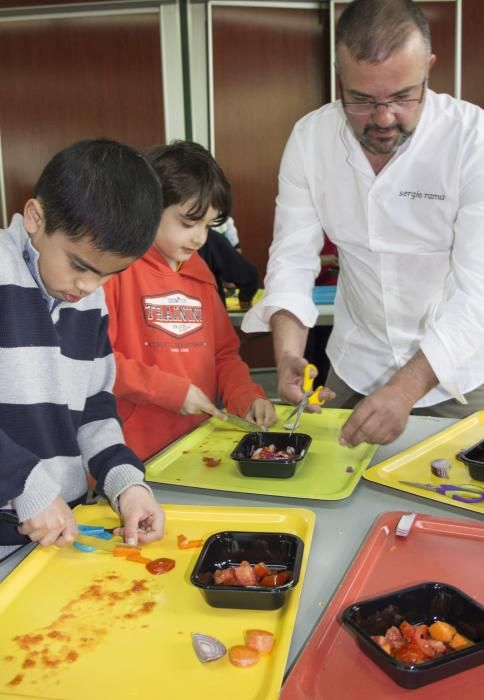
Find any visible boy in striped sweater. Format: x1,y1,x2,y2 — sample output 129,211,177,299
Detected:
0,139,165,560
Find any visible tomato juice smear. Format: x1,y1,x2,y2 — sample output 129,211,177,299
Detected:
3,572,159,689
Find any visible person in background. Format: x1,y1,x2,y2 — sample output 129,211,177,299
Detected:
199,228,259,310
104,140,277,462
243,0,484,448
213,216,240,250
317,239,339,287
304,238,339,381
0,139,166,561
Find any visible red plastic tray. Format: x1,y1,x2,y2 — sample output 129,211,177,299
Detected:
281,512,484,699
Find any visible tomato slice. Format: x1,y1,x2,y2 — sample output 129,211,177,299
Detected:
146,557,176,575
244,629,275,654
228,645,260,668
260,571,290,587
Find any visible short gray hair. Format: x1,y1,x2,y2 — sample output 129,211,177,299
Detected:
335,0,432,65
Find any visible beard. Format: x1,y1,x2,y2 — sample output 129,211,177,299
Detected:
357,124,415,155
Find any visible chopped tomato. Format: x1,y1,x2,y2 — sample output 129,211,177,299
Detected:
399,620,415,642
372,635,392,655
253,562,271,579
394,642,428,665
234,561,257,586
228,645,260,668
203,457,221,467
146,557,176,575
213,568,238,585
177,534,204,549
384,625,406,652
260,571,290,588
244,629,275,654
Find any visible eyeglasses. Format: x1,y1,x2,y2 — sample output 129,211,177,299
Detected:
341,80,426,115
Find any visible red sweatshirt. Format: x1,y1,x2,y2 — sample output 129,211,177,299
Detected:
104,246,265,461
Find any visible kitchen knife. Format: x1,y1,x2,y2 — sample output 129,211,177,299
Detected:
222,413,268,432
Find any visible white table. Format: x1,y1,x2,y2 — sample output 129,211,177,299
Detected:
229,303,335,328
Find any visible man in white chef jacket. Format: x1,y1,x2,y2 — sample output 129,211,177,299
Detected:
242,0,484,447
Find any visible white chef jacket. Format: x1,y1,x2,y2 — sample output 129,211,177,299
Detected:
242,90,484,406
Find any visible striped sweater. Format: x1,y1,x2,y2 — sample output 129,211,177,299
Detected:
0,215,148,557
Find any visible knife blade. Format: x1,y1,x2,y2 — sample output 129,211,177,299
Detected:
222,413,267,433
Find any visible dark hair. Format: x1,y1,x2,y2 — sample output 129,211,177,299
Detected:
336,0,432,65
33,138,163,258
144,140,231,226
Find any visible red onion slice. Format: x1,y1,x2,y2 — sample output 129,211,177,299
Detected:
192,633,227,663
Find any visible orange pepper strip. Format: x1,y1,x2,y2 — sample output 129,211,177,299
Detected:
125,554,152,564
177,534,204,549
113,545,141,558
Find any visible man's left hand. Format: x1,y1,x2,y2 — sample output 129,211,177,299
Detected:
339,384,414,447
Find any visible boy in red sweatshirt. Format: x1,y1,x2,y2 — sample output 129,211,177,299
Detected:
104,141,277,461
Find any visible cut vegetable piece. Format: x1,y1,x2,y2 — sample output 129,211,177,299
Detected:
146,557,176,575
192,633,227,663
244,629,275,654
113,544,141,557
228,644,260,668
177,534,204,549
448,632,474,650
428,620,456,642
260,571,290,587
125,554,153,564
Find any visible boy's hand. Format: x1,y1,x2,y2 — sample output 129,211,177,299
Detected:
117,485,165,546
181,384,227,421
244,398,278,429
18,496,77,547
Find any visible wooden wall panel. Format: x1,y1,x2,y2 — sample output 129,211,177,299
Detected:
0,12,165,219
211,5,329,368
420,1,455,94
462,0,484,106
212,5,329,277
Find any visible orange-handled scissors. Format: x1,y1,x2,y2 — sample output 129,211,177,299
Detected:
284,363,325,433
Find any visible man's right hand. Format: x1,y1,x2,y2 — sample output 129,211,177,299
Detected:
277,354,335,410
181,384,227,421
17,496,77,547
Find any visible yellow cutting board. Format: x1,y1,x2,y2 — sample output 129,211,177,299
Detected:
364,410,484,514
0,502,314,700
226,288,264,312
146,407,378,500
